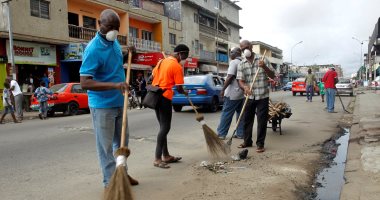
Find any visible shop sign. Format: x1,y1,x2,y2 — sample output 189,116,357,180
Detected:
6,40,57,66
61,43,87,61
184,57,198,68
132,52,164,66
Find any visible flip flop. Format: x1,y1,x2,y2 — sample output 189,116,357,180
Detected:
237,143,252,148
164,156,182,163
153,162,170,169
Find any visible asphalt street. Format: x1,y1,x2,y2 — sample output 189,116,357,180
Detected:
0,91,352,199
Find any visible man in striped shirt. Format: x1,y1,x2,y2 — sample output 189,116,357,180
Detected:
236,40,275,153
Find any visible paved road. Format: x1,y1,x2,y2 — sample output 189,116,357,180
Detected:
0,91,352,199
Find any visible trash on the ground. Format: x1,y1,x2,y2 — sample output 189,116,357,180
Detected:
200,160,247,173
238,149,248,159
231,155,240,161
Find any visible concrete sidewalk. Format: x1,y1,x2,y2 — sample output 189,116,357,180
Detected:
341,88,380,200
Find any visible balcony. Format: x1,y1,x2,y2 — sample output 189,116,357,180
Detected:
200,50,215,61
199,23,228,40
68,24,127,45
128,37,161,52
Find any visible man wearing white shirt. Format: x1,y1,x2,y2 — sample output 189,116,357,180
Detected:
6,77,23,120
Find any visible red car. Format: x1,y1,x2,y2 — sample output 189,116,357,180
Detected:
30,83,89,116
291,78,320,96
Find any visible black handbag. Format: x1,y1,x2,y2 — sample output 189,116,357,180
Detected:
142,60,164,109
142,85,164,109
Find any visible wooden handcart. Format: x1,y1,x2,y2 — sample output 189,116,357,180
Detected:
267,100,292,135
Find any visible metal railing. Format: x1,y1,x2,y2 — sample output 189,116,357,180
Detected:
199,23,228,40
200,50,215,61
68,24,127,45
128,37,161,52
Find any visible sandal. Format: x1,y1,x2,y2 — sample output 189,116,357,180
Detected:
153,161,170,169
237,143,252,148
256,147,265,153
163,156,182,163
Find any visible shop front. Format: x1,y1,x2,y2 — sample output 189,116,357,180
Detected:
131,52,163,86
60,43,86,83
0,40,7,110
184,57,199,75
6,40,59,89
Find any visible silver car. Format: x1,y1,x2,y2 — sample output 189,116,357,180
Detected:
336,78,353,96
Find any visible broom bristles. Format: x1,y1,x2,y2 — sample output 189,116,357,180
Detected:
202,124,231,157
104,166,133,200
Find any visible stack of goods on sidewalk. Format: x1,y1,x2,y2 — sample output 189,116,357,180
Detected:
268,99,292,120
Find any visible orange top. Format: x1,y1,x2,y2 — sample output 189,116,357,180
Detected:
152,56,184,100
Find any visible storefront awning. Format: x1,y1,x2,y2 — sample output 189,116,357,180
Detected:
123,63,152,71
200,64,217,72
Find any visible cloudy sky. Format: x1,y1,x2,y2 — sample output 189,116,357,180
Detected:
236,0,380,76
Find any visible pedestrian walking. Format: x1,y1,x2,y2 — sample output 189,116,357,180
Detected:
217,47,245,140
34,81,53,120
136,73,147,109
236,40,275,153
318,81,325,102
0,82,20,124
305,68,316,102
322,67,338,113
6,77,23,121
41,73,50,88
79,9,138,187
151,44,188,168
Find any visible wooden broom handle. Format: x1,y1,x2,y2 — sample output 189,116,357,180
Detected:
121,50,132,148
234,50,267,128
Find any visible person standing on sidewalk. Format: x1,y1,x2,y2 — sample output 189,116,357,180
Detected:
79,9,138,187
34,81,53,120
217,47,245,140
318,81,325,102
151,44,188,168
236,40,275,153
6,77,23,121
0,82,20,124
322,67,338,113
136,73,147,109
305,68,316,102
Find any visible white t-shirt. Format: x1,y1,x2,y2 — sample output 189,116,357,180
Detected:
10,80,22,96
224,57,244,100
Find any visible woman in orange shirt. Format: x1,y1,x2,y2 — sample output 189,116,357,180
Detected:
152,44,189,168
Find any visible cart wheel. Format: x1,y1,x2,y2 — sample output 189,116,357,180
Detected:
272,120,277,131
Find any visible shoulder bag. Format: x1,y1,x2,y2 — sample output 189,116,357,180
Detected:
142,60,165,109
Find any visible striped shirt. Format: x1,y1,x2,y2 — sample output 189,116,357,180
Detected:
236,55,274,100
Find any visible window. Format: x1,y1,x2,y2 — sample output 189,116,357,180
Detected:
214,0,220,9
194,13,199,23
129,27,139,38
68,12,79,26
30,0,50,19
199,43,204,51
169,33,176,45
141,30,152,41
204,0,207,2
194,40,199,54
130,0,140,7
71,84,86,93
83,16,96,29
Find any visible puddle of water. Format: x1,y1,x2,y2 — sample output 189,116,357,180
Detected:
315,128,350,200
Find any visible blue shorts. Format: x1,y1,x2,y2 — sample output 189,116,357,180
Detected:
2,106,14,114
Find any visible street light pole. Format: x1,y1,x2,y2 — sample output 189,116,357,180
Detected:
352,37,365,81
215,12,219,76
290,41,303,81
2,0,16,80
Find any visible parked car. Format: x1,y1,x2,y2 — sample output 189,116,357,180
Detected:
30,83,89,116
336,78,354,96
172,75,224,112
282,82,292,91
291,78,320,96
370,76,380,90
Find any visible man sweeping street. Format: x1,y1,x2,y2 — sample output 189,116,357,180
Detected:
217,47,245,140
236,40,275,153
80,9,138,187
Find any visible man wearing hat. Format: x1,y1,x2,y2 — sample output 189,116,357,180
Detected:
151,44,188,168
322,67,338,113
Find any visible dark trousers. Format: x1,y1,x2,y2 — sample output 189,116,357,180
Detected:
139,90,147,108
243,97,269,148
154,96,172,159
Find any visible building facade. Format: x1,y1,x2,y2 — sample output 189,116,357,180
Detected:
368,17,380,81
162,0,242,75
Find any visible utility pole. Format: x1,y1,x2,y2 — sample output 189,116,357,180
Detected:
215,12,219,76
2,0,15,79
290,41,303,81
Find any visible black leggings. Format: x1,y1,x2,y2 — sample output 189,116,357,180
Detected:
154,96,172,159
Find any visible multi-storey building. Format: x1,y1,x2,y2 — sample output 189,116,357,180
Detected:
0,0,175,87
368,17,380,80
162,0,242,75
